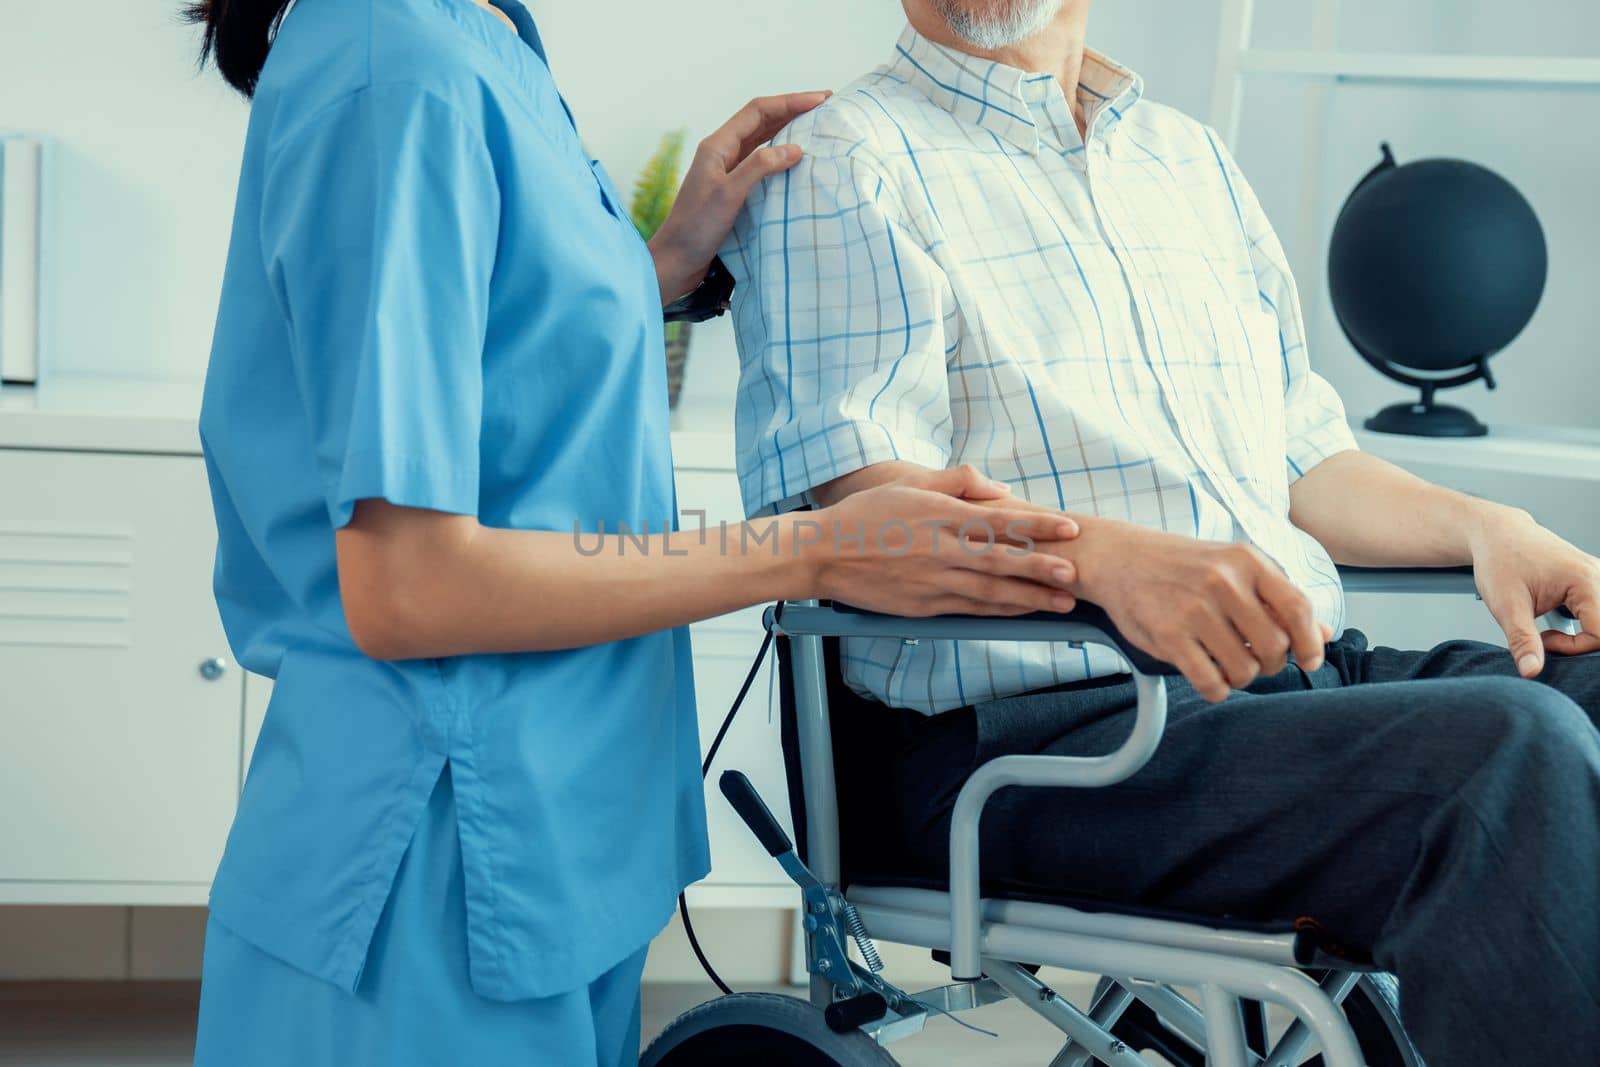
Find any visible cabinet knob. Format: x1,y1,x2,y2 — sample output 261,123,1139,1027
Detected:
198,657,229,682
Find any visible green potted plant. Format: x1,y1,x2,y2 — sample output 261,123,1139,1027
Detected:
629,129,693,409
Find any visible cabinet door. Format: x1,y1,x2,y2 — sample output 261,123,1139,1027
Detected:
0,450,241,888
692,642,791,889
675,469,794,890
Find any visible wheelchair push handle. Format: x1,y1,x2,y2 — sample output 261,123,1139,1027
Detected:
720,770,794,858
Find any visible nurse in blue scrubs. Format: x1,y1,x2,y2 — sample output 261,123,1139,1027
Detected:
184,0,1081,1063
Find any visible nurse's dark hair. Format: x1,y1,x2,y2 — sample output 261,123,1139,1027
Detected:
182,0,294,98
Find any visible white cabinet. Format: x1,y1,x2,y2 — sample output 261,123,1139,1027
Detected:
0,448,240,904
242,670,271,782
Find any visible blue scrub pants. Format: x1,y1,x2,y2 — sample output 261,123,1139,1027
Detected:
195,767,648,1067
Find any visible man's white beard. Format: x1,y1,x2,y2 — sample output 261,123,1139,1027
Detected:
933,0,1065,49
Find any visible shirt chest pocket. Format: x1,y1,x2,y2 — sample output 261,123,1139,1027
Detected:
558,135,629,225
520,87,631,225
587,158,628,222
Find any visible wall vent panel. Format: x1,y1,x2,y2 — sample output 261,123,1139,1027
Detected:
0,522,133,649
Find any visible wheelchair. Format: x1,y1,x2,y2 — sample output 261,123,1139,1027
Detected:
643,564,1586,1067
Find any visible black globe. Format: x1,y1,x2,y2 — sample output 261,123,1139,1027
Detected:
1328,144,1547,436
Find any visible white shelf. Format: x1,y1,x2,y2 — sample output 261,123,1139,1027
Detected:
1239,49,1600,88
1355,421,1600,481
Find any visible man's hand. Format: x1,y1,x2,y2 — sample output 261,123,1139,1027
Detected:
1045,521,1329,702
1469,510,1600,677
1289,450,1600,677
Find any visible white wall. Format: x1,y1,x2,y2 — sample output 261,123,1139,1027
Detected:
0,2,248,382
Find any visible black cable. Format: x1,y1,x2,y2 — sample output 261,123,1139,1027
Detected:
701,629,774,780
678,628,776,997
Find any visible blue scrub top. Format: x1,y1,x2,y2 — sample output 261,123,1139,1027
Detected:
199,0,709,1000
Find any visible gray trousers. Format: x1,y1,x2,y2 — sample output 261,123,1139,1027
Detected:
870,632,1600,1065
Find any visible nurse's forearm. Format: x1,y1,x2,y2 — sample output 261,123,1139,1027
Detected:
337,506,819,659
336,492,1080,660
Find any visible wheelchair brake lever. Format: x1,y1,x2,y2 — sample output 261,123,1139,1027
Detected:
720,770,908,1020
720,771,823,893
719,771,852,973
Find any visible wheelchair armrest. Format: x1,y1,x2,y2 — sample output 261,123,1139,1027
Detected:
768,600,1181,677
770,566,1575,673
1338,565,1579,626
1335,565,1477,596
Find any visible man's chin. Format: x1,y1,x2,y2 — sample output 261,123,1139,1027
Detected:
933,0,1066,50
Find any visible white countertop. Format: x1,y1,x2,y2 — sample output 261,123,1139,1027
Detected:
0,375,741,469
0,376,206,455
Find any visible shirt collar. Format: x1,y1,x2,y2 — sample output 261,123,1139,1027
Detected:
886,23,1144,155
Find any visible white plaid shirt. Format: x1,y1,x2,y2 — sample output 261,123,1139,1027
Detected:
725,25,1357,715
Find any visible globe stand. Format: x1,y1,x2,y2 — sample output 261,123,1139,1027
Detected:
1365,400,1488,438
1362,360,1494,438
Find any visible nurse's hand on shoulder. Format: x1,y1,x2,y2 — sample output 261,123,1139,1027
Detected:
648,91,831,304
805,465,1084,619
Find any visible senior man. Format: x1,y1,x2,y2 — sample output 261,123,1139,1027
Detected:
723,0,1600,1061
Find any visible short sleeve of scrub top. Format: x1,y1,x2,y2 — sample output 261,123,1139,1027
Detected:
259,86,494,529
198,0,710,1003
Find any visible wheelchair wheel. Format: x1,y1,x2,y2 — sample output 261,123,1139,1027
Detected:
641,992,899,1067
1091,973,1422,1067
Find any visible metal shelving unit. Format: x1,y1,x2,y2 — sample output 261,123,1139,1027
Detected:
1212,0,1600,147
1235,50,1600,87
1209,0,1600,348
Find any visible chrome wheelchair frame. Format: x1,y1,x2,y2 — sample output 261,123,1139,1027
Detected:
646,568,1581,1066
